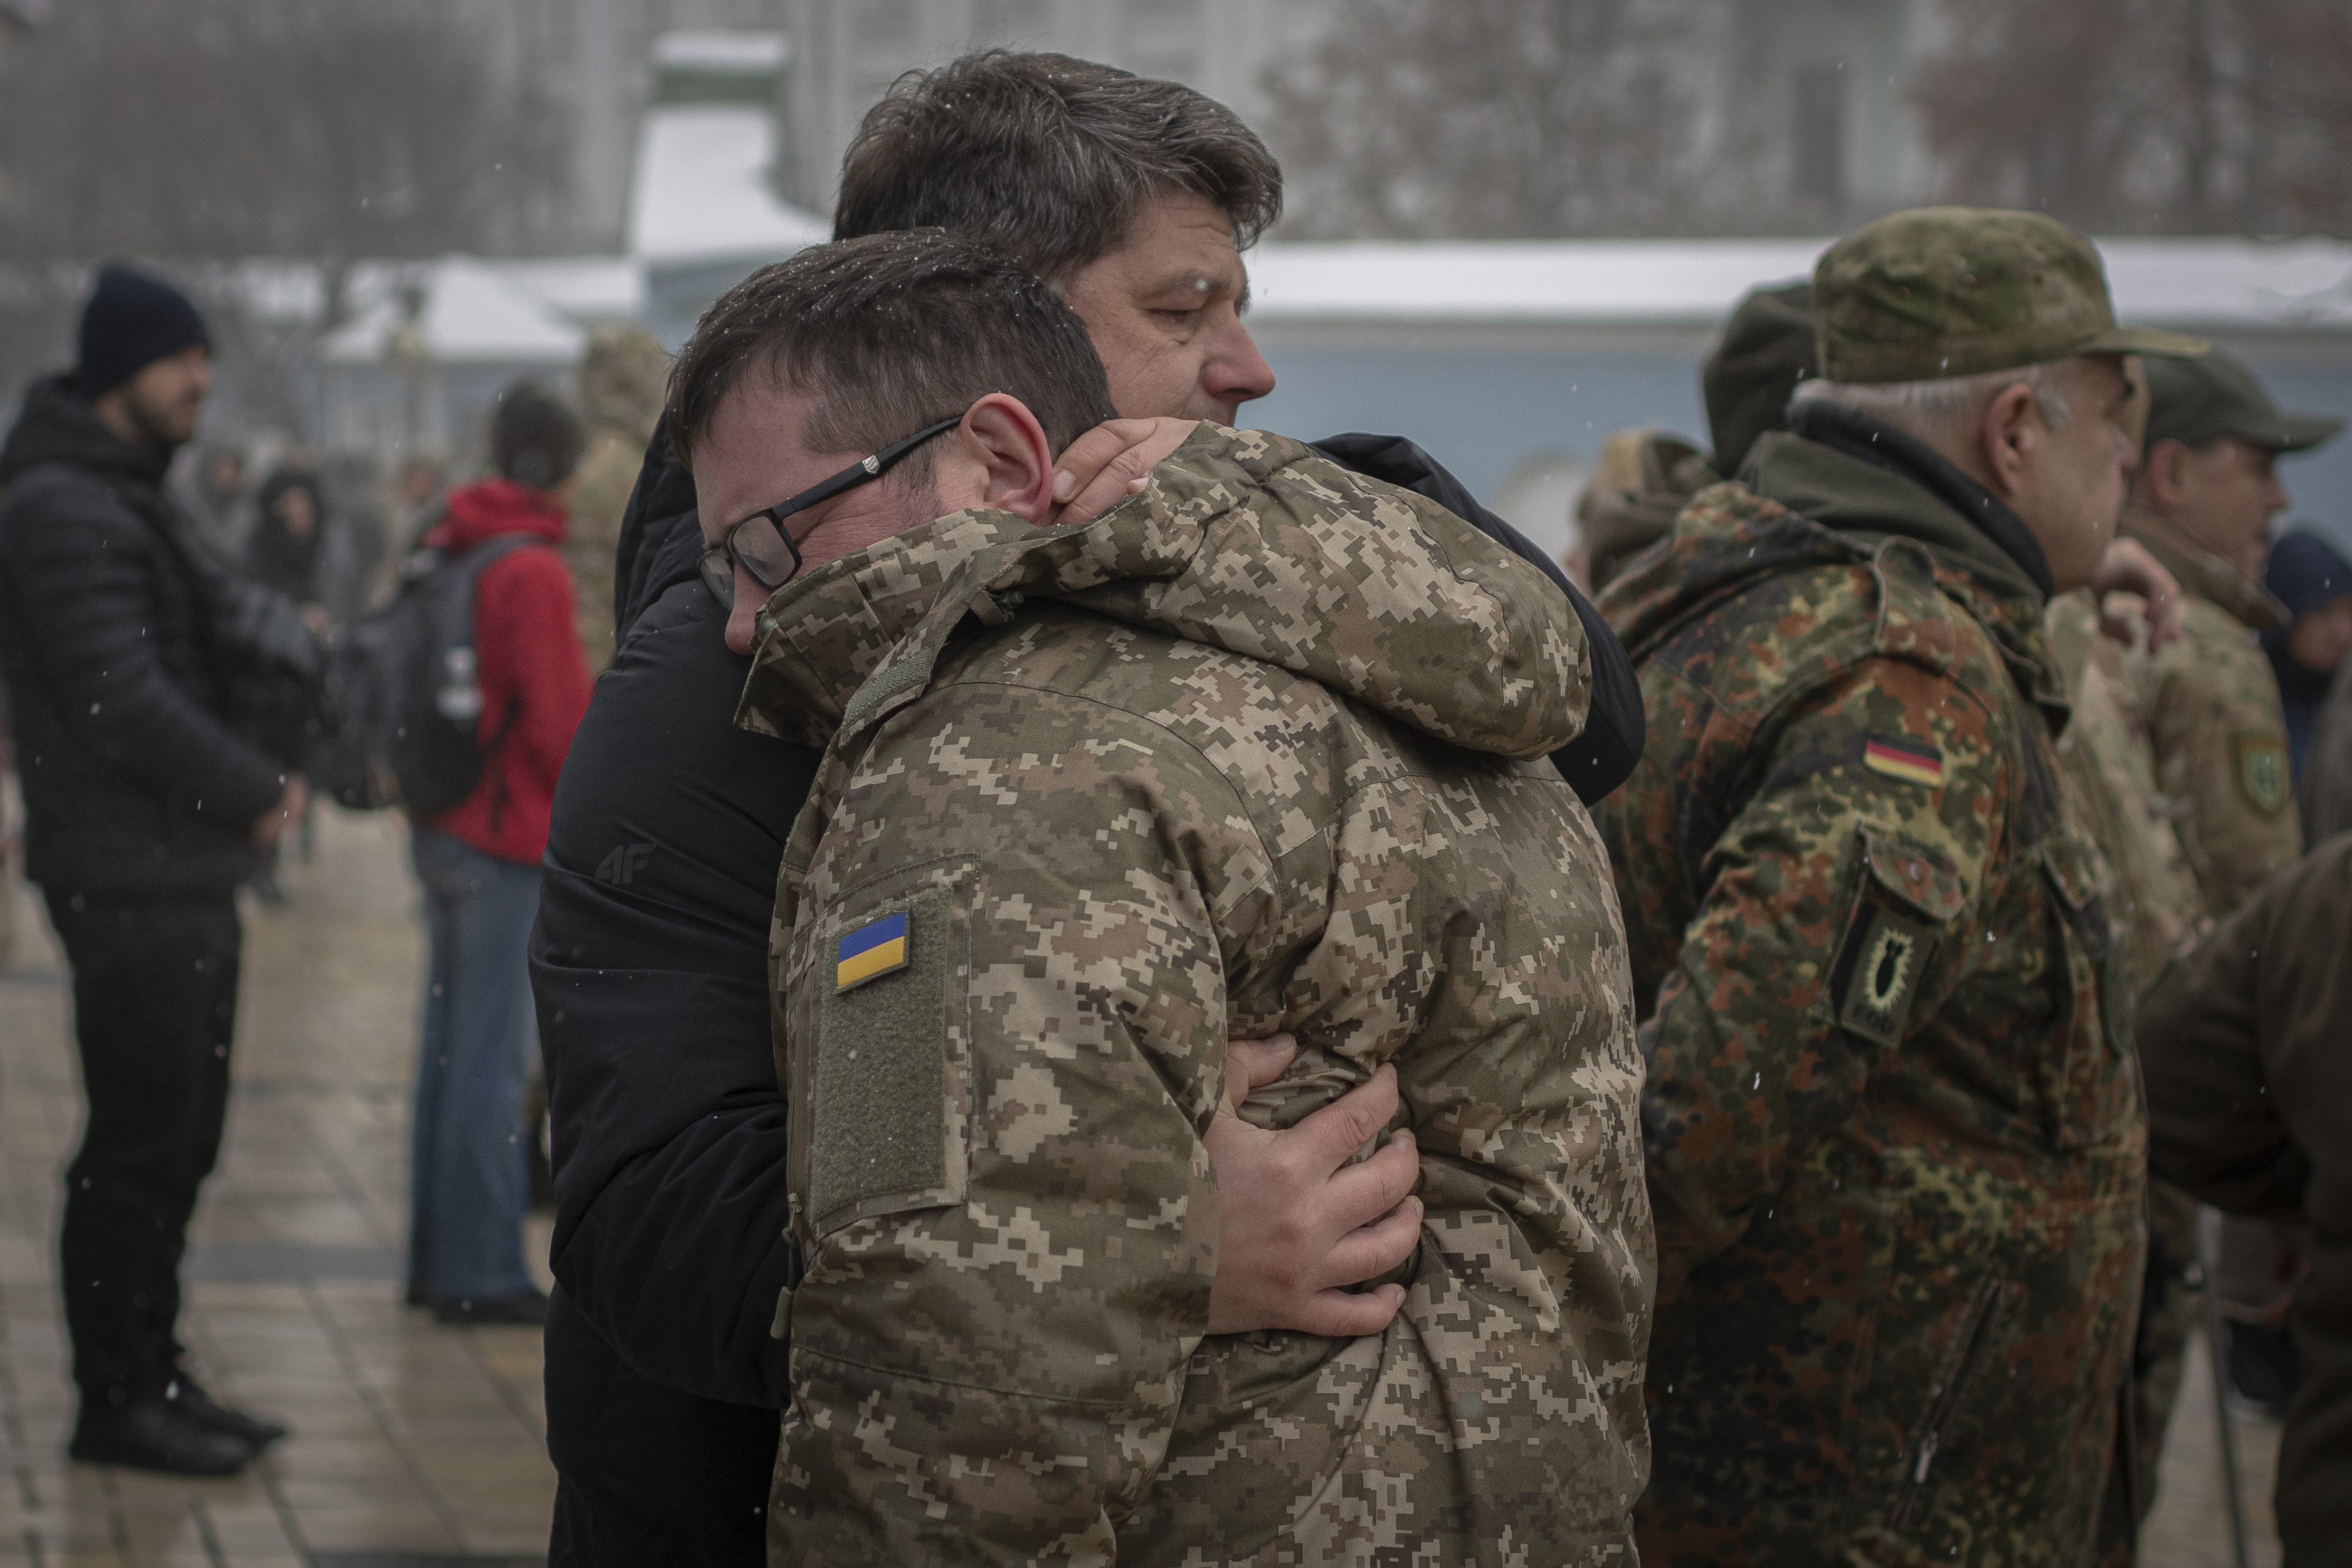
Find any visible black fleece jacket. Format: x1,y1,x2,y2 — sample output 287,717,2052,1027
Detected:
538,427,1647,1406
0,376,283,900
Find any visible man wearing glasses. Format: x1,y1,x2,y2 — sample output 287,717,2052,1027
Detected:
534,52,1647,1562
684,226,1644,1567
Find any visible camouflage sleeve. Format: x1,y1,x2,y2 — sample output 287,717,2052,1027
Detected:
2145,616,2301,917
1642,658,1997,1303
769,690,1275,1565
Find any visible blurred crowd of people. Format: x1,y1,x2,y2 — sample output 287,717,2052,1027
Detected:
2,43,2351,1568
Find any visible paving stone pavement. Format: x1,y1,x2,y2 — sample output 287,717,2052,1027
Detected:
0,800,2301,1565
0,806,554,1567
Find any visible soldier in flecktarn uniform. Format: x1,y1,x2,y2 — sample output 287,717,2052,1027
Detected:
1595,207,2209,1565
672,234,1653,1564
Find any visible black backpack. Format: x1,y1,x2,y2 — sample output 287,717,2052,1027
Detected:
311,533,548,813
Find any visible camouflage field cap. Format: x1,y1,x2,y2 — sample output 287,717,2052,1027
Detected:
1813,206,2207,385
2143,348,2343,454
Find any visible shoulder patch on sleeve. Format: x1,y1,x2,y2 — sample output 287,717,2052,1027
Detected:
810,889,964,1233
1839,908,1934,1048
1835,823,1963,1047
2234,730,2289,817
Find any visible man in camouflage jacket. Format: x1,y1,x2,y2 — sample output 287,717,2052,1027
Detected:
1596,208,2207,1565
2120,350,2339,921
679,236,1652,1565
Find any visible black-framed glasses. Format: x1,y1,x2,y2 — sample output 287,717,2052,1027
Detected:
700,415,963,607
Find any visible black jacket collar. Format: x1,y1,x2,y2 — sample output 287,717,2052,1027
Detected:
0,374,174,491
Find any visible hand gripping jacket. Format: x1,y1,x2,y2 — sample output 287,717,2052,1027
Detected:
1594,472,2146,1566
736,426,1653,1566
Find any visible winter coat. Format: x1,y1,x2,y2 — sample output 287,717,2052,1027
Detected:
2310,653,2352,844
1595,401,2145,1565
2120,505,2303,917
244,505,325,607
2139,832,2352,1567
413,478,592,866
746,423,1649,1565
0,376,286,899
535,424,1651,1559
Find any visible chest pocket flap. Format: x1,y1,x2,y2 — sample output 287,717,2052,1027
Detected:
1858,822,1967,923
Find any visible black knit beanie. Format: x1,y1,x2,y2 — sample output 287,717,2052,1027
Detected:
490,378,587,491
74,264,211,398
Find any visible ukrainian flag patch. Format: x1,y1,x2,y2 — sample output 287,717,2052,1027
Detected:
836,910,909,992
1863,732,1945,787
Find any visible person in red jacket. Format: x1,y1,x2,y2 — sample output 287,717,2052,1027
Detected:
407,379,591,1325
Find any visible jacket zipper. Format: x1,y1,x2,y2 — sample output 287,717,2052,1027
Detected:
1886,1274,2007,1533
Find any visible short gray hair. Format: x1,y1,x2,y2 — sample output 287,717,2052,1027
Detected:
1791,361,2076,449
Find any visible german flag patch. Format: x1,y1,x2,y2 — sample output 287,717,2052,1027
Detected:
836,910,909,993
1863,732,1944,788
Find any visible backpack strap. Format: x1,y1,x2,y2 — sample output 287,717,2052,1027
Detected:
440,532,553,835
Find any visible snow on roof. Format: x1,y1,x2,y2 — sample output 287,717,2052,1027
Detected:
1245,236,2352,331
488,258,644,324
1247,241,1824,326
653,30,789,72
2101,238,2352,329
629,105,828,267
323,258,587,366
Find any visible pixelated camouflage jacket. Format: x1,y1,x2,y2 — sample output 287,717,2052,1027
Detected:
1593,419,2147,1568
2118,505,2303,918
734,424,1652,1567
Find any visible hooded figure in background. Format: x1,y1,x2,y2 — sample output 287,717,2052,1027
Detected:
2261,527,2352,797
567,325,668,673
1572,279,1813,594
244,467,328,619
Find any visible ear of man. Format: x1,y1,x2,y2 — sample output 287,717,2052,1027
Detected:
952,393,1059,525
2135,436,2193,511
1972,379,2050,509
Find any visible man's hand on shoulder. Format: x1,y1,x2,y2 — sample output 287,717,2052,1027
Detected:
1049,418,1199,527
1205,1032,1422,1338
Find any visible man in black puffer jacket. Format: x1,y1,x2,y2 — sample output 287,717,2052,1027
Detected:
0,267,305,1478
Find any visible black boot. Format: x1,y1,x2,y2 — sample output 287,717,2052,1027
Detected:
168,1375,289,1449
70,1396,255,1476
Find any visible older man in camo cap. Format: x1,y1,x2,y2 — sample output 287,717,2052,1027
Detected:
1595,206,2206,1564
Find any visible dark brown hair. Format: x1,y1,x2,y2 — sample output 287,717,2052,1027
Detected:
490,377,586,491
834,51,1283,281
663,230,1117,470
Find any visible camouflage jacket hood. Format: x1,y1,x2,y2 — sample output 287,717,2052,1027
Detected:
1605,401,2072,725
737,422,1592,763
737,424,1649,1566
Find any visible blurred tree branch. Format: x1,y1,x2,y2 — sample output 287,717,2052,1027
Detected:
1915,0,2352,234
1261,0,1718,239
0,0,570,436
0,0,566,300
